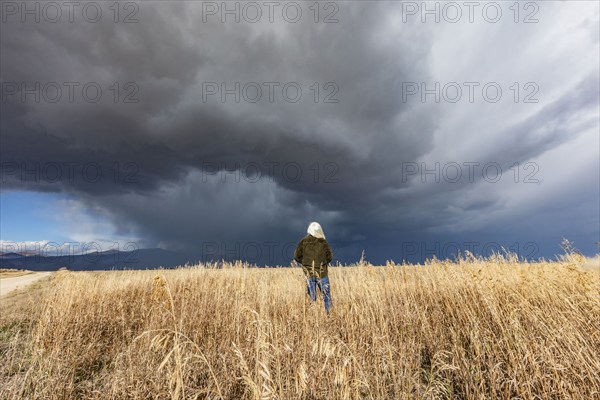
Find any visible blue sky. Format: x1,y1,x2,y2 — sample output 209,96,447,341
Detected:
1,191,138,254
1,192,71,243
1,1,598,263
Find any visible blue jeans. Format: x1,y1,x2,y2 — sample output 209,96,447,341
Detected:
306,276,332,314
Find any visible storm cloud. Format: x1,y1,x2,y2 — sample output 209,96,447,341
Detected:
1,1,598,264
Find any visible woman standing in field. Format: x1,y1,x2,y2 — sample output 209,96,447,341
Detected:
294,222,333,314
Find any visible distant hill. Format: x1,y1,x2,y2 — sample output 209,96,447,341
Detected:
0,248,203,271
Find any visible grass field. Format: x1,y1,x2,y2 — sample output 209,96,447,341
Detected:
0,253,598,399
0,269,32,278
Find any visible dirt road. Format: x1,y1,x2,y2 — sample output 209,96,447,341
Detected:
0,272,52,297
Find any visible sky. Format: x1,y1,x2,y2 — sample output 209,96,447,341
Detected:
1,1,599,264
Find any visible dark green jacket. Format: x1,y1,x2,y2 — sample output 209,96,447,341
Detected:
294,235,333,278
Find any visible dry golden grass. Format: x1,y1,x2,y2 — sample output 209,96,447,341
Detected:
581,255,600,271
1,255,599,399
0,269,33,278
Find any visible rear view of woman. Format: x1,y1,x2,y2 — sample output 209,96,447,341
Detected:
294,222,333,314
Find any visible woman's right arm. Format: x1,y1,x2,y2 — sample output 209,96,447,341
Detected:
294,240,303,264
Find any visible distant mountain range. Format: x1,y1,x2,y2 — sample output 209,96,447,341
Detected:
0,249,205,271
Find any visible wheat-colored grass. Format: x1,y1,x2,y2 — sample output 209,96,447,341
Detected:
0,254,599,399
0,269,33,278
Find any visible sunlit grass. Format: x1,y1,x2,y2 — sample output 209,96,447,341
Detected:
1,253,599,399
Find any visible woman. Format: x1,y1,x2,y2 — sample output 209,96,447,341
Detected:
294,222,333,314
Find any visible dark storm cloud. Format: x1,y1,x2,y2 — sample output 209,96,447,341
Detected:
1,1,598,263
